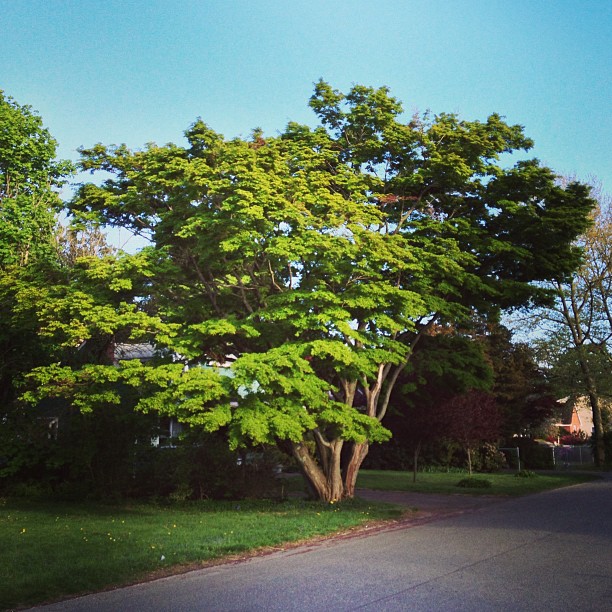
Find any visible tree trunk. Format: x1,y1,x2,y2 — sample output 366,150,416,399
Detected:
466,446,473,475
413,441,421,483
287,440,344,502
587,390,606,467
577,348,606,466
343,441,369,498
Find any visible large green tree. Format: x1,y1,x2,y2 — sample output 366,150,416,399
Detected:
0,90,74,408
0,91,76,485
28,82,594,500
0,92,142,492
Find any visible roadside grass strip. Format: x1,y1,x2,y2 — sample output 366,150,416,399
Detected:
356,469,600,496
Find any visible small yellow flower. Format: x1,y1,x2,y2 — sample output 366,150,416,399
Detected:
21,528,26,534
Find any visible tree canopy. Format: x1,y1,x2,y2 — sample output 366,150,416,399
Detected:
0,90,73,267
26,81,595,500
529,184,612,464
0,91,75,405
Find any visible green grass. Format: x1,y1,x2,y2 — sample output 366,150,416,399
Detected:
0,496,403,610
356,469,601,496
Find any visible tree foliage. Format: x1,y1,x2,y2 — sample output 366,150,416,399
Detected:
27,82,595,500
371,321,551,474
0,90,73,267
437,390,502,474
528,183,612,464
482,324,556,438
0,91,74,408
372,329,493,478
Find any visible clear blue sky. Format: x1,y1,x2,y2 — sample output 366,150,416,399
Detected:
2,0,611,196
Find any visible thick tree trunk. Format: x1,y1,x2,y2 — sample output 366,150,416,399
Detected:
287,440,344,502
587,391,606,467
577,349,606,466
343,442,369,498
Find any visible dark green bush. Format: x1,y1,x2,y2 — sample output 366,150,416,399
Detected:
0,401,159,500
515,469,537,478
132,431,283,501
361,439,413,470
1,406,283,502
472,443,507,472
512,439,555,469
456,477,492,488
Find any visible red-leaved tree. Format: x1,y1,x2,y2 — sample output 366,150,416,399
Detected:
439,390,502,474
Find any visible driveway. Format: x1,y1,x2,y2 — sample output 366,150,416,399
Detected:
34,474,612,611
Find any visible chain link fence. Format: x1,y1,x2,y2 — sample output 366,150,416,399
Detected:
500,445,593,470
552,444,593,467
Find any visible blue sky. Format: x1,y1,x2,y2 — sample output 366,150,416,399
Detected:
2,0,611,198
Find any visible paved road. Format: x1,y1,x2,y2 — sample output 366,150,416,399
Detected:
35,475,612,611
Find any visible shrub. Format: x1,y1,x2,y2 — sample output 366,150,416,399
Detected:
473,443,507,472
133,431,283,501
362,439,413,470
515,469,537,478
559,431,589,446
456,477,492,488
5,480,53,499
513,439,555,469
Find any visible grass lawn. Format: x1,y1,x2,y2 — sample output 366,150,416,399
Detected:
356,469,601,496
0,496,404,610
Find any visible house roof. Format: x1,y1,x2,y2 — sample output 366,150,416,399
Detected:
114,343,156,362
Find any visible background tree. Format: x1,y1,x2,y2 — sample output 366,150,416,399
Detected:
438,390,502,474
0,90,73,266
482,323,556,439
0,91,157,497
29,83,595,501
0,90,74,412
0,91,74,489
384,330,493,480
526,183,612,464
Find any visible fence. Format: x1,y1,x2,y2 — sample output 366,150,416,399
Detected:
499,447,522,471
500,445,593,471
552,444,593,467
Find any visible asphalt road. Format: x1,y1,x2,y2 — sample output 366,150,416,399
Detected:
35,474,612,612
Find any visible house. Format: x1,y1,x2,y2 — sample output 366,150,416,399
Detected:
555,396,594,435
